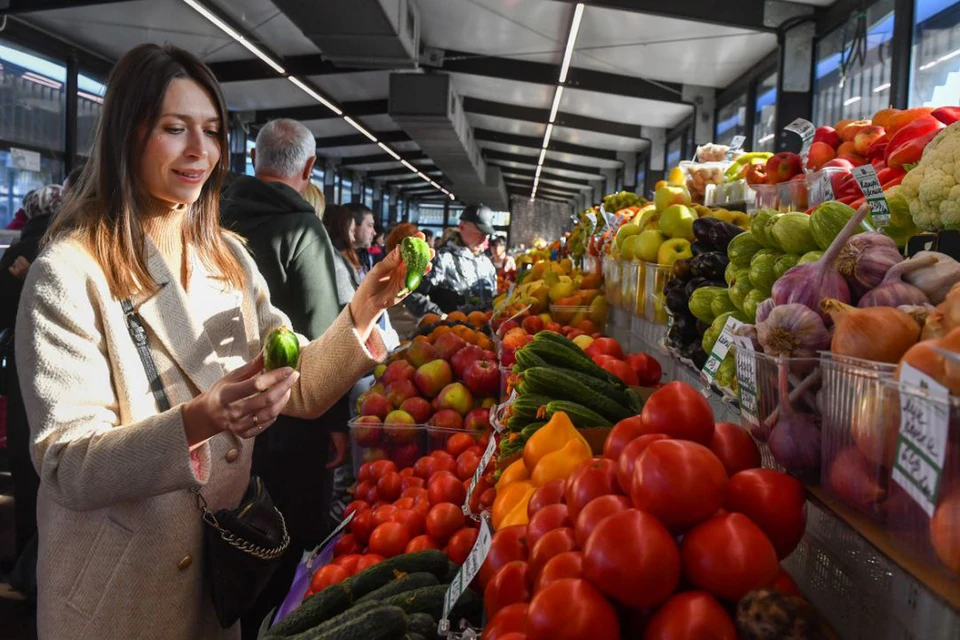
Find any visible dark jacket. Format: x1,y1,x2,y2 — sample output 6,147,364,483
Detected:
220,176,340,340
406,232,497,317
0,212,52,332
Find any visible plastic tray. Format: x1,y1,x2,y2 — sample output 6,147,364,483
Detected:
806,167,850,209
349,418,428,477
548,304,592,326
603,257,621,308
620,260,640,314
640,262,673,325
680,160,730,205
748,180,809,213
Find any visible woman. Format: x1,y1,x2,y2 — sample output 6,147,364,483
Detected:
302,181,326,219
16,44,422,640
489,235,516,274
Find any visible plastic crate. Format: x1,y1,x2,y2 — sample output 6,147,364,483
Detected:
603,257,621,308
640,262,673,324
349,418,427,477
620,260,640,314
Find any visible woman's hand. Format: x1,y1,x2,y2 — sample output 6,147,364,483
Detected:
181,353,300,446
350,233,434,339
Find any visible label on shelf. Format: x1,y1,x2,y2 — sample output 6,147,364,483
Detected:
601,209,617,229
439,517,493,635
463,435,497,517
852,164,891,227
585,211,598,232
809,171,835,206
701,317,744,385
732,335,759,425
785,118,816,160
727,135,746,159
891,363,950,517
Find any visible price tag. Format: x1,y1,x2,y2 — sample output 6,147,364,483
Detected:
891,364,950,517
601,209,617,229
809,171,835,206
701,317,744,385
585,211,598,232
732,335,759,425
439,517,493,635
852,164,891,227
726,135,746,161
463,435,498,517
315,509,356,553
784,118,816,161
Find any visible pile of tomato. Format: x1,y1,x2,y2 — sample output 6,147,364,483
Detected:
479,382,808,640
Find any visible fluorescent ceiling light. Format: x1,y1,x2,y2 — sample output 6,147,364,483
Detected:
378,142,401,160
758,133,775,143
843,96,862,106
400,159,418,172
549,86,564,123
287,77,342,115
535,165,543,178
537,148,547,165
873,83,891,93
343,116,377,142
181,0,286,74
558,3,585,84
938,48,960,62
919,60,939,71
542,123,554,149
449,193,456,200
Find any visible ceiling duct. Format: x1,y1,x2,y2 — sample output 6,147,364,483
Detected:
273,0,420,68
389,73,507,209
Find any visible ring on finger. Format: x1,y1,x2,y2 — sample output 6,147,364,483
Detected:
252,413,261,430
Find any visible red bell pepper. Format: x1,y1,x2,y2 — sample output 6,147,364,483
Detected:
834,174,862,200
876,166,906,184
882,174,904,190
887,128,942,171
932,106,960,126
885,115,945,165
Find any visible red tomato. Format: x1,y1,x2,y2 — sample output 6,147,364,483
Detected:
369,459,398,480
643,591,737,640
564,458,618,519
332,533,358,557
414,455,437,480
528,527,578,580
401,475,425,491
428,471,467,505
368,522,411,558
574,494,630,548
446,527,479,565
355,554,384,572
498,634,527,640
447,432,476,457
406,534,441,553
724,468,806,559
616,433,670,496
391,508,426,537
370,504,398,528
708,422,762,476
425,502,466,543
599,359,639,386
331,553,362,575
640,382,715,444
431,450,458,474
343,500,370,521
456,450,481,481
310,564,349,592
526,579,620,640
535,551,582,592
399,467,415,478
479,487,497,509
355,480,376,504
527,479,566,518
479,525,530,588
591,354,617,367
358,462,374,483
582,509,680,609
468,476,494,514
624,352,662,387
585,337,624,360
393,497,415,510
526,504,572,550
630,440,728,531
483,603,528,640
484,561,532,619
465,445,484,457
681,513,779,601
402,486,428,501
604,415,652,461
350,509,375,545
772,567,801,596
376,471,403,502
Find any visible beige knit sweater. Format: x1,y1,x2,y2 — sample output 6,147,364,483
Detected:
15,201,385,639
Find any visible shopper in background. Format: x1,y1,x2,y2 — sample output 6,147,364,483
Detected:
489,234,515,274
302,181,326,219
367,226,386,264
16,44,413,639
405,204,498,317
343,202,377,274
421,227,435,249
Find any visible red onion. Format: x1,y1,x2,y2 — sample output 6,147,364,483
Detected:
768,362,821,477
772,206,869,323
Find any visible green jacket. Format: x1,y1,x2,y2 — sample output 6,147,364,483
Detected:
220,176,341,340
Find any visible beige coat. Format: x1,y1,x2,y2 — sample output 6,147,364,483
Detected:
15,234,385,640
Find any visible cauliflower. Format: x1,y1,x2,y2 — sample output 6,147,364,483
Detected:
900,121,960,231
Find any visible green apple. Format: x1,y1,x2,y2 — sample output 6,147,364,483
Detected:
621,234,641,261
659,204,696,241
615,223,641,250
657,238,693,266
654,184,692,212
634,230,665,262
637,209,661,232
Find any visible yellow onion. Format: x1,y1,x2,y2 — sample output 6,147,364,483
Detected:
821,298,920,364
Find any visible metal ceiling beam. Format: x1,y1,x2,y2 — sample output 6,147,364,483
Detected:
207,55,368,84
482,150,604,176
507,189,571,204
462,97,647,139
504,178,582,196
366,167,441,179
474,129,618,161
315,130,410,148
0,0,137,11
255,100,388,124
492,165,591,186
382,176,442,187
340,150,429,166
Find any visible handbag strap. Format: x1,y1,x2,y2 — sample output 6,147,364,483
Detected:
121,299,170,412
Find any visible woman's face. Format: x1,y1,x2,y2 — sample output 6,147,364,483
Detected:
139,78,221,207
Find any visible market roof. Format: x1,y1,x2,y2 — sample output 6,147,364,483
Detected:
13,0,839,207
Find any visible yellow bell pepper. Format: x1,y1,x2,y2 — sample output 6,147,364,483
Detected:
492,481,534,530
523,411,588,473
497,459,529,491
531,437,593,486
499,487,535,528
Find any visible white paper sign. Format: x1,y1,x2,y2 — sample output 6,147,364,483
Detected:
439,518,493,635
809,171,835,206
463,435,497,517
784,118,816,160
732,335,759,425
9,147,41,172
701,317,744,384
852,164,891,227
891,364,950,517
726,135,746,161
585,212,598,232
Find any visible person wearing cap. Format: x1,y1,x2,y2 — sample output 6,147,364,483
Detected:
405,204,498,317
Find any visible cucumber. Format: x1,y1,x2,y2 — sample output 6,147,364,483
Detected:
267,584,352,637
406,613,437,638
356,572,439,604
521,367,633,422
345,550,449,599
542,365,633,407
442,561,459,584
507,414,533,432
520,421,547,440
530,333,627,390
514,347,549,371
511,394,552,420
306,605,407,640
545,400,613,428
280,601,383,640
381,585,482,629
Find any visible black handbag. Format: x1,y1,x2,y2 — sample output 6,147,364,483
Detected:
121,299,289,628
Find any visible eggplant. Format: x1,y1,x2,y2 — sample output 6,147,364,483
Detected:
683,277,709,298
690,252,729,282
665,287,689,314
672,311,699,338
690,347,709,369
696,319,711,335
706,221,745,252
671,258,694,282
691,241,711,256
693,217,722,245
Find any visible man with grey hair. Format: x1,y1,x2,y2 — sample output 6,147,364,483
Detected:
220,119,348,639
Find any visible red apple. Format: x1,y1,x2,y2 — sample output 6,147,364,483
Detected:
463,359,501,398
853,125,886,156
352,415,383,447
500,347,517,368
390,442,420,470
745,163,768,186
386,379,419,408
414,359,453,398
522,316,544,334
384,409,418,444
545,322,562,334
498,319,520,335
406,341,437,368
433,332,467,361
765,152,803,184
359,392,392,420
806,141,836,171
585,337,624,360
437,382,474,416
464,407,491,433
369,382,385,395
428,408,464,431
822,158,855,171
451,345,485,379
483,350,497,362
813,125,841,148
382,360,416,385
362,447,388,463
624,353,662,387
400,396,433,424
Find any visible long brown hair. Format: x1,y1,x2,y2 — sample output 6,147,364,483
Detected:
323,205,361,271
47,44,245,299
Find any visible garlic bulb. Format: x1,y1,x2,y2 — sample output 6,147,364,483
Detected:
902,251,960,304
756,304,832,358
836,232,903,297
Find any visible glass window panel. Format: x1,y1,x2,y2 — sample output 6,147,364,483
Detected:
246,140,256,176
417,203,445,225
364,186,374,208
447,205,464,225
753,71,779,152
666,135,683,169
0,149,63,227
0,40,66,152
911,0,960,106
76,72,105,157
341,178,353,203
715,93,748,146
813,0,895,126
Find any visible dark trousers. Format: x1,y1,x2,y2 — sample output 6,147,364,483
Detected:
5,354,39,558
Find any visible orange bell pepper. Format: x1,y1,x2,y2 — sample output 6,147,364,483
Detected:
522,411,587,472
530,438,593,487
497,459,529,491
499,486,536,528
492,481,535,529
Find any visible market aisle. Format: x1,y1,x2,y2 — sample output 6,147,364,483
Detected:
0,470,37,640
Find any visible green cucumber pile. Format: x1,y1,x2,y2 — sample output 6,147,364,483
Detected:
264,550,481,640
